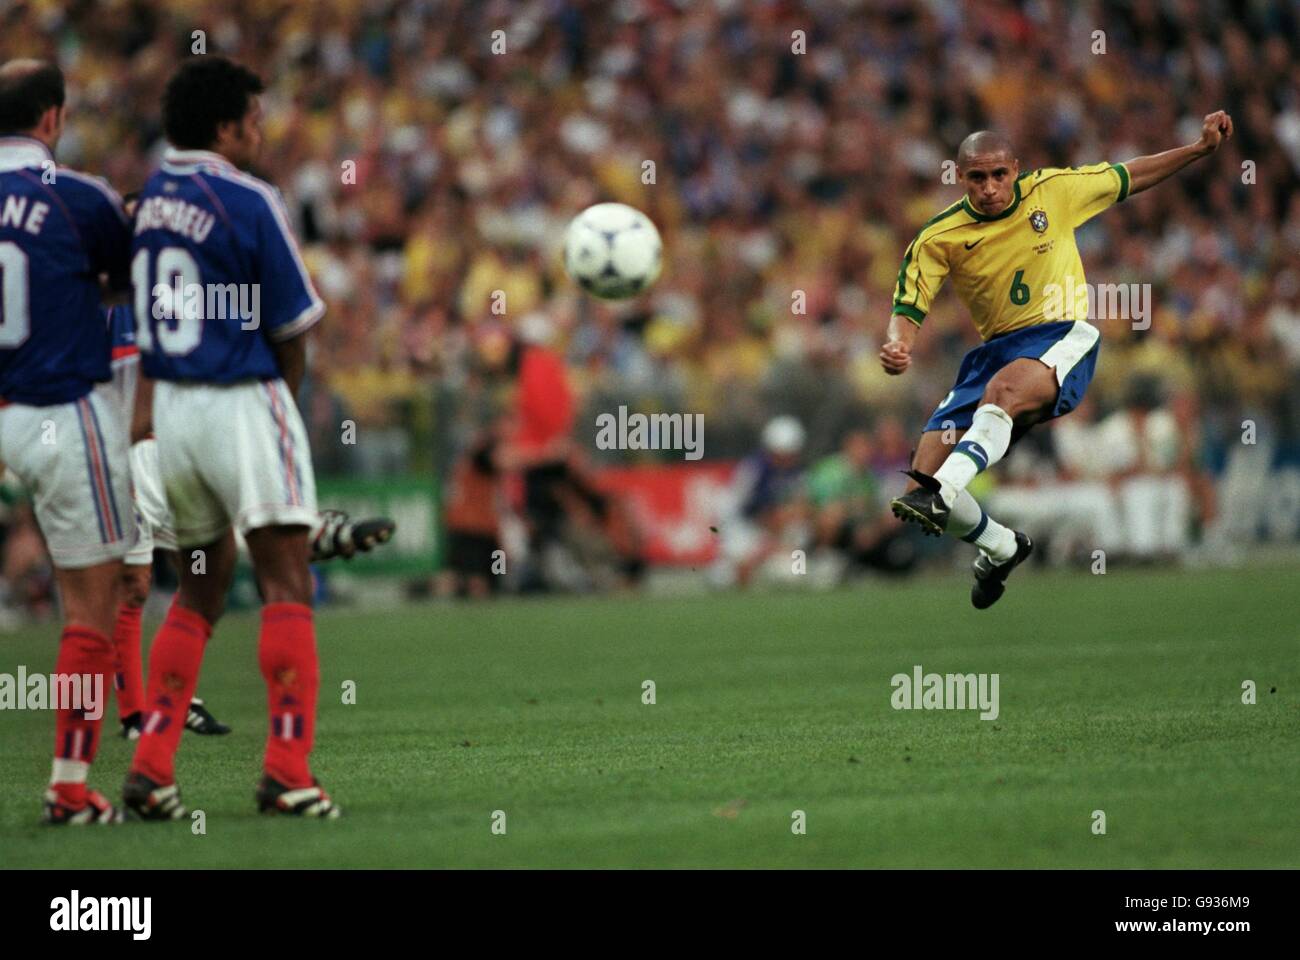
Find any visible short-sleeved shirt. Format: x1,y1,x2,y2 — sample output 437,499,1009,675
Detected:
892,162,1130,340
806,454,880,509
133,148,324,383
0,137,131,405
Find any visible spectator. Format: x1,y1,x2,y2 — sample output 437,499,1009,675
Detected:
710,415,809,588
807,429,918,580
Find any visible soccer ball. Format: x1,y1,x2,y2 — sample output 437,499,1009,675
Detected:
563,202,663,300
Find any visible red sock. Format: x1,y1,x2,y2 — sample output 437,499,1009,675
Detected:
259,603,319,788
130,603,211,785
50,626,115,803
112,603,144,719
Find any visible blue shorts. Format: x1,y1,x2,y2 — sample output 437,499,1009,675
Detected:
923,320,1101,433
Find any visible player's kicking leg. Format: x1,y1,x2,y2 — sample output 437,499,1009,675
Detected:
891,358,1054,607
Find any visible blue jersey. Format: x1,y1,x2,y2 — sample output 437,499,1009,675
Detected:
735,452,804,519
0,137,130,405
133,148,324,383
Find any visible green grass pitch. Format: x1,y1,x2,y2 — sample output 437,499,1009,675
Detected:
1,565,1296,868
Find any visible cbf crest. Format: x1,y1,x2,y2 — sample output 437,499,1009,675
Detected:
1028,208,1049,233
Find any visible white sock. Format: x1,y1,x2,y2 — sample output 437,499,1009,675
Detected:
946,487,984,536
948,489,1017,562
933,404,1014,505
974,519,1018,563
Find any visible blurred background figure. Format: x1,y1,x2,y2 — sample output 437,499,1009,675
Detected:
498,316,579,590
711,415,809,588
1093,377,1196,561
807,429,918,583
0,499,54,627
436,427,503,600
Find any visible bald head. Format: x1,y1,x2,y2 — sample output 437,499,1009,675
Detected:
0,59,64,137
956,130,1021,217
957,130,1016,167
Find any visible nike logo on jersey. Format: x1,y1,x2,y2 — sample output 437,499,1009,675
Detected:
964,238,983,250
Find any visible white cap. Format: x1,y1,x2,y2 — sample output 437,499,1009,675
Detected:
762,415,805,454
518,312,555,345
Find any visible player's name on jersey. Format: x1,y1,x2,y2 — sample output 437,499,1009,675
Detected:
133,195,216,242
0,666,105,720
149,275,260,329
890,664,1000,720
0,195,52,234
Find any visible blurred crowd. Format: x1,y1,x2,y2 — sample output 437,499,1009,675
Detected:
2,0,1299,609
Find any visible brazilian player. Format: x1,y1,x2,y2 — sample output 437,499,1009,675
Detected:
885,111,1234,608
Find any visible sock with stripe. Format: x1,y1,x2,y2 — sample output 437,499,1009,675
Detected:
933,404,1014,506
259,603,319,789
130,603,212,785
112,602,144,721
947,488,1018,563
50,626,114,804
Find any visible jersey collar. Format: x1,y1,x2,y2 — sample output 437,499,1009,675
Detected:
161,147,236,173
0,136,54,172
962,177,1024,223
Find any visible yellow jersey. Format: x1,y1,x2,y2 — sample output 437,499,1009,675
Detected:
891,162,1131,340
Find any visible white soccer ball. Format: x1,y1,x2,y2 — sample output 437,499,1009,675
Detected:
563,202,663,300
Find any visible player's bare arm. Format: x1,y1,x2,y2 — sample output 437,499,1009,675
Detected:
880,313,917,376
272,332,308,397
1123,110,1234,196
129,373,154,443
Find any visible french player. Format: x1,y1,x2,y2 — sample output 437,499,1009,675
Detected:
0,60,133,824
99,303,232,739
100,302,394,742
883,114,1234,607
123,57,341,818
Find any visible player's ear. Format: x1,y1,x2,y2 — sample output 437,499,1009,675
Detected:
37,103,63,143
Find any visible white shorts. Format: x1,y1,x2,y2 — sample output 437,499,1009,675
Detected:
0,391,132,569
126,437,178,564
153,378,318,548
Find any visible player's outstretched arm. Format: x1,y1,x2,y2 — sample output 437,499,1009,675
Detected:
1123,110,1233,197
880,313,917,376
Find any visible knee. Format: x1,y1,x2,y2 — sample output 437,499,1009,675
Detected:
176,583,226,625
120,567,151,609
182,595,226,626
257,566,314,606
981,379,1022,414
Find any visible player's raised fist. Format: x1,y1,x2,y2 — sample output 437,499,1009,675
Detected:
1196,110,1233,154
880,341,911,376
